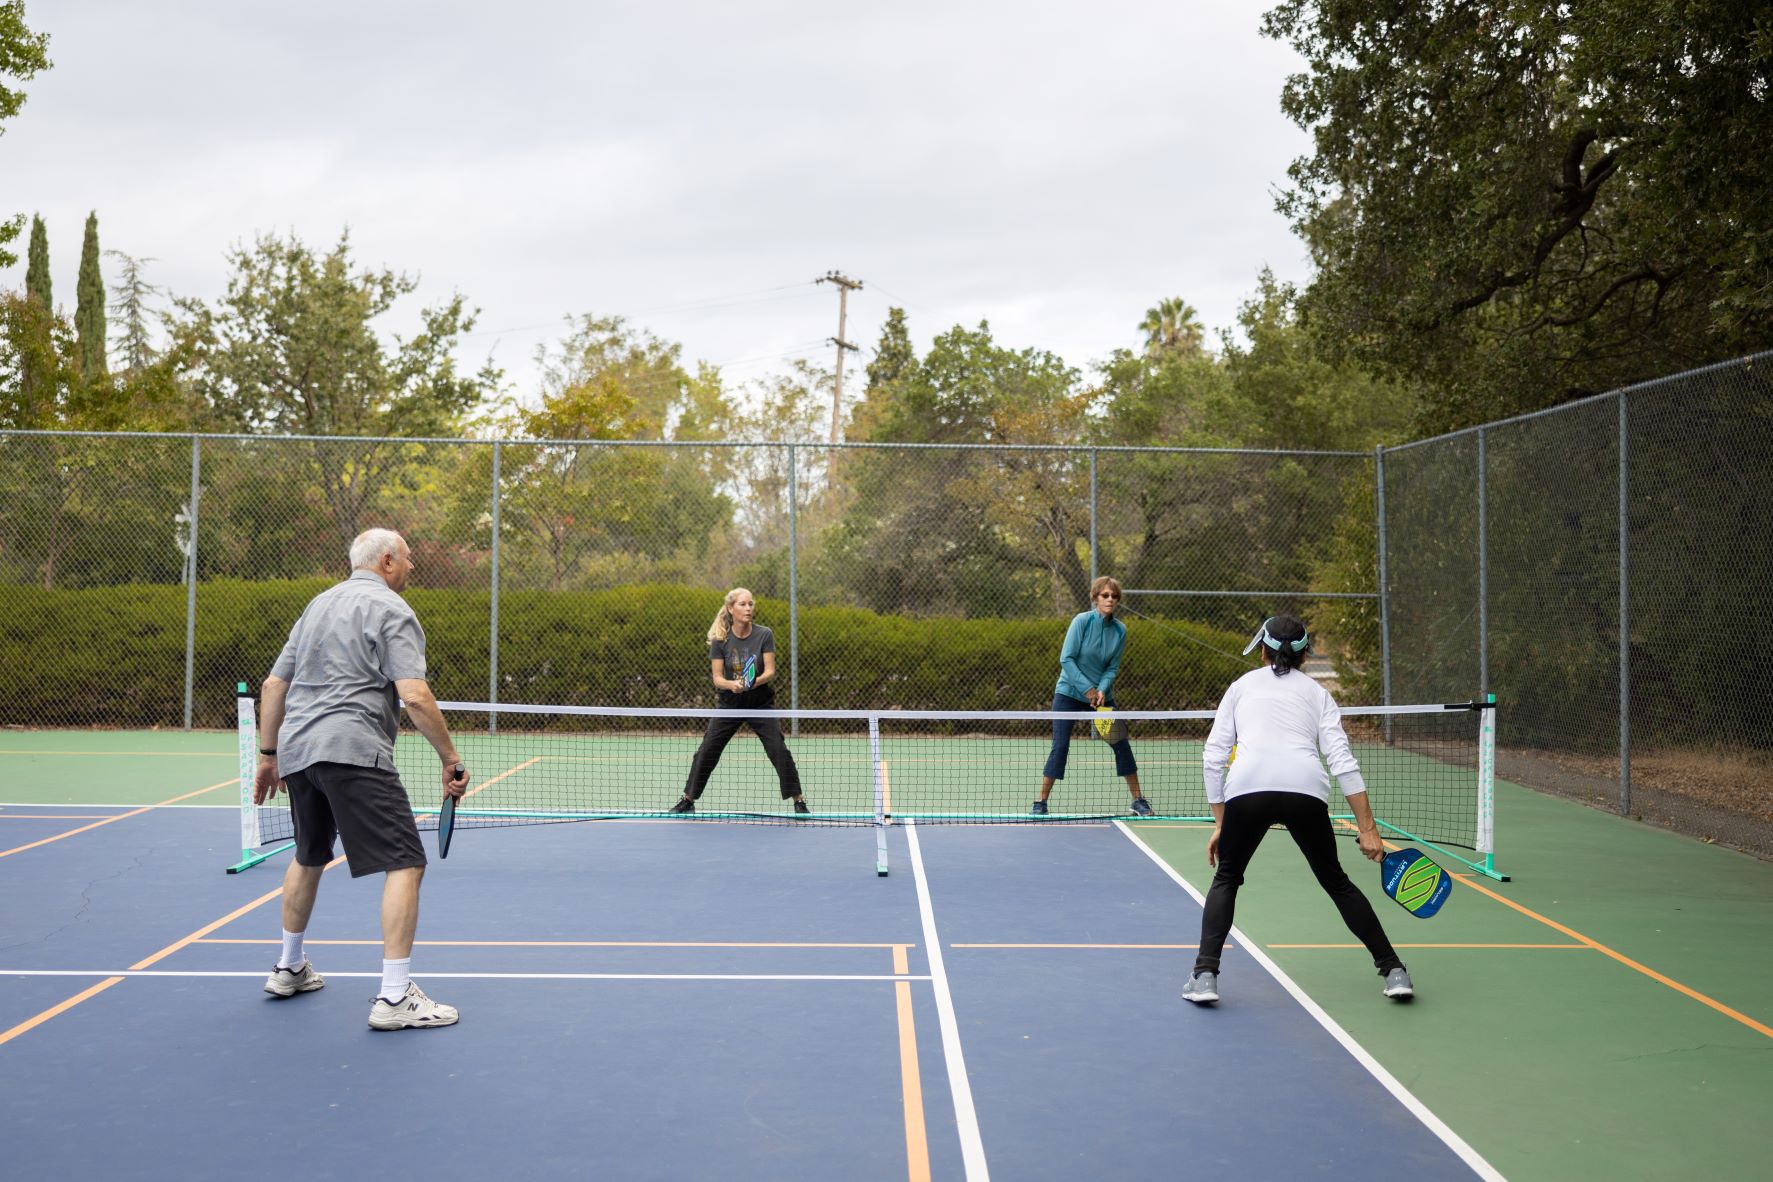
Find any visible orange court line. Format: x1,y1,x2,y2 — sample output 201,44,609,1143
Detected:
1447,869,1773,1039
0,778,235,859
893,945,931,1182
1327,819,1773,1040
0,855,345,1049
199,938,918,949
0,978,127,1047
461,757,545,801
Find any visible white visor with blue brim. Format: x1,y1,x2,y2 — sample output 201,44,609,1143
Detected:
1243,617,1310,656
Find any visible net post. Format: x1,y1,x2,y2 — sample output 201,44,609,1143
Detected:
870,715,888,876
1477,694,1498,871
225,682,294,873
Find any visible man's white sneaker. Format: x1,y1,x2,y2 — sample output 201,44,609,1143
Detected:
263,961,325,997
368,982,460,1030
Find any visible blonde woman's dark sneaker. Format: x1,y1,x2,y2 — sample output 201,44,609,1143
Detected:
1182,970,1219,1004
263,961,324,997
1383,967,1414,999
368,982,459,1030
793,800,811,815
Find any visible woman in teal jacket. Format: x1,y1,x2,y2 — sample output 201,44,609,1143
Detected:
1032,575,1152,816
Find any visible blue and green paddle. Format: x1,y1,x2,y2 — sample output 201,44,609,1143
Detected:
1380,847,1453,918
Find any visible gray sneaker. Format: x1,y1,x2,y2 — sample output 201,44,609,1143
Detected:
1182,970,1219,1004
1029,800,1048,816
1130,797,1154,817
368,981,459,1030
1383,967,1415,1000
263,961,324,997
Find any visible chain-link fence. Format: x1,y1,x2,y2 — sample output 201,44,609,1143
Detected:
0,434,1372,731
8,357,1765,853
1379,351,1773,857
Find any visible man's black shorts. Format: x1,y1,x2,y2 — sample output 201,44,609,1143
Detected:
285,762,426,878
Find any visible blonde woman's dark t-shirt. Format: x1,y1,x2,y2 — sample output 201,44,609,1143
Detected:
710,626,774,705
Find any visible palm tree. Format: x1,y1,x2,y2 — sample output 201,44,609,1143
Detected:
1139,298,1204,356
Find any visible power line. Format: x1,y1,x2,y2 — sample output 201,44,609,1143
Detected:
460,280,821,341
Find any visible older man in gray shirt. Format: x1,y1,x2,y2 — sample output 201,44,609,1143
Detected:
252,528,470,1030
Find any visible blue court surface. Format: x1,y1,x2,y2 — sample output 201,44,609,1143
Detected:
1,807,1494,1180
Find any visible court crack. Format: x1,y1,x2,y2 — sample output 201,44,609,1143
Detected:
0,851,158,953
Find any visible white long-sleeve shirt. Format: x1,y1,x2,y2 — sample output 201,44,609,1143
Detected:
1201,666,1367,805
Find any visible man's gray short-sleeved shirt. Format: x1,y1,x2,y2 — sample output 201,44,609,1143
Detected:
270,569,428,777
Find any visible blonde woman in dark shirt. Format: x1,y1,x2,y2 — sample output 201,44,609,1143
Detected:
669,588,808,815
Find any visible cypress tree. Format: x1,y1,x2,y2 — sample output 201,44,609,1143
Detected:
25,214,50,309
75,211,107,378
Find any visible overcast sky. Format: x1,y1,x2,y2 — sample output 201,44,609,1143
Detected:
3,1,1315,411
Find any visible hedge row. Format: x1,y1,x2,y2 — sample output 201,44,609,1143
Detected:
1,580,1252,728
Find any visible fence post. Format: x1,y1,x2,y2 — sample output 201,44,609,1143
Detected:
1618,393,1630,815
1089,448,1098,583
489,440,501,733
1477,427,1489,700
183,435,201,730
788,443,799,728
1374,445,1393,718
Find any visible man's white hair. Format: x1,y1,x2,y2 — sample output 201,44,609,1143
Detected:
349,528,405,571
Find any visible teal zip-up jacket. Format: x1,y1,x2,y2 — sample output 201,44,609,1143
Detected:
1054,610,1127,701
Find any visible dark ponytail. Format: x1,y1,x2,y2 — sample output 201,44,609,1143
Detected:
1264,615,1310,677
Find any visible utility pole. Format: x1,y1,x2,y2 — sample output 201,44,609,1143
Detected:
816,271,862,444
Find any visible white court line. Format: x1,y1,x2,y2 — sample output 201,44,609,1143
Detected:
1,970,933,982
905,820,990,1182
1112,821,1506,1182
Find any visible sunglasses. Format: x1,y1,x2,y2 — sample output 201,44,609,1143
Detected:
1097,592,1121,600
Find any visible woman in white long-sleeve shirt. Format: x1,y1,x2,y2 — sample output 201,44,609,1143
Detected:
1182,615,1412,1005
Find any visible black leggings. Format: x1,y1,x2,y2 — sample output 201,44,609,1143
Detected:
1194,791,1402,977
683,711,802,801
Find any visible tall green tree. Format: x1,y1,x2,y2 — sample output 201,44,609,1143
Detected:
489,316,732,591
532,314,728,441
0,2,51,268
1266,0,1773,430
74,211,106,379
24,213,48,306
830,321,1088,615
0,288,68,426
17,213,51,414
105,249,161,371
180,230,498,551
865,307,915,391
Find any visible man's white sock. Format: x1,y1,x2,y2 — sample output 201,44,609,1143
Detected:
277,930,306,970
380,957,412,1002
